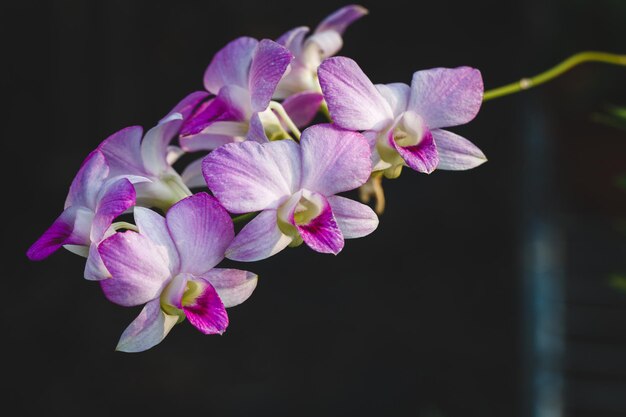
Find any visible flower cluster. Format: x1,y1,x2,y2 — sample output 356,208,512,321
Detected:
27,5,486,352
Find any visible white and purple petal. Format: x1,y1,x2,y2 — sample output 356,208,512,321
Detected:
314,4,369,35
408,67,483,129
116,299,179,353
141,113,184,176
203,140,301,213
165,193,234,275
181,158,207,189
65,150,109,209
281,92,324,128
327,195,379,239
91,178,135,242
248,39,293,113
161,91,210,123
226,210,293,262
432,129,487,170
318,57,393,131
300,124,371,196
27,206,87,261
290,192,344,255
389,128,439,174
183,280,228,335
134,207,180,273
98,125,146,177
203,37,258,94
199,268,258,308
276,26,309,56
99,231,171,307
375,83,411,117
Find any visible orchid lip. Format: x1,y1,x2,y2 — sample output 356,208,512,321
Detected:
276,189,325,236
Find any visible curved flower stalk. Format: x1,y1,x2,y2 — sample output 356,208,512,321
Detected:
202,124,379,261
98,193,258,352
274,5,368,127
98,113,193,211
318,56,487,178
179,37,294,151
27,150,136,280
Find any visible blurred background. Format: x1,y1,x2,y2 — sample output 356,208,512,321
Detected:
4,0,626,416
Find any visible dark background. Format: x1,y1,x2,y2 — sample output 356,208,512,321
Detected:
4,1,626,416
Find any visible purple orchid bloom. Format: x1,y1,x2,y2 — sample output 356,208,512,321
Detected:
98,193,258,352
98,114,194,210
318,56,487,178
27,150,136,281
274,5,368,129
202,124,379,261
179,37,294,151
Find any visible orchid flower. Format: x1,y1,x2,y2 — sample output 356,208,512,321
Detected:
318,56,486,178
202,124,379,261
97,193,258,352
274,5,367,128
27,150,135,281
179,37,294,151
98,113,193,210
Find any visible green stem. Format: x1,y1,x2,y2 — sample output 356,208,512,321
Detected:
269,101,301,140
483,51,626,102
232,212,258,224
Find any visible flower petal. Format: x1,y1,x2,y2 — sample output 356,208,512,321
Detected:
327,195,379,239
181,158,207,189
203,37,258,94
65,150,109,209
246,112,270,143
141,114,184,176
300,123,371,195
84,243,110,281
314,4,369,35
98,125,146,177
183,280,228,335
276,26,309,56
134,207,180,273
389,128,439,174
91,178,135,242
318,56,393,131
161,91,210,123
249,39,293,113
27,206,86,261
203,140,301,213
408,67,483,129
165,193,234,275
432,129,487,170
99,231,171,307
180,87,249,138
116,299,178,353
281,92,324,128
199,268,258,308
375,83,411,117
226,210,293,261
292,193,344,255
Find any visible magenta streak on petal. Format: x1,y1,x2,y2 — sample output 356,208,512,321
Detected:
27,206,82,261
292,194,344,255
183,280,229,335
389,128,439,174
180,95,243,137
161,91,211,123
